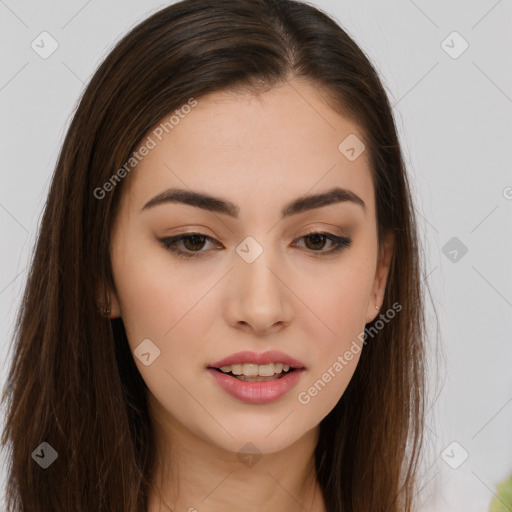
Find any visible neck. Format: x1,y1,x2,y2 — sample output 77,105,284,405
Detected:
146,395,326,512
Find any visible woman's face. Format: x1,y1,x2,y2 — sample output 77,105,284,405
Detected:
107,78,393,455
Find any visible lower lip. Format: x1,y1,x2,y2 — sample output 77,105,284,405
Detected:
207,368,304,404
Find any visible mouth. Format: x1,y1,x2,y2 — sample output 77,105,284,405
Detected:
208,363,299,382
206,351,306,403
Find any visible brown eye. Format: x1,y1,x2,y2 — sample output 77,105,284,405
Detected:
182,234,208,251
303,233,329,251
159,233,218,259
295,232,352,254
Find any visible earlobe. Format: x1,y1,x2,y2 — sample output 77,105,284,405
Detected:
365,232,394,323
97,283,122,319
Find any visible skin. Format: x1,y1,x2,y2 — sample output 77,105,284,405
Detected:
103,77,394,512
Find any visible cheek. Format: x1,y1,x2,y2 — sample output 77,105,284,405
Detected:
112,232,204,341
297,251,376,343
110,233,221,388
291,253,374,407
110,238,217,425
294,285,367,417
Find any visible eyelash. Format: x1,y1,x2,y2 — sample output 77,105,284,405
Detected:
158,231,352,259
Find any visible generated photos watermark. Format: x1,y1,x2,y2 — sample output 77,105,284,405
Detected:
297,301,402,405
93,97,198,200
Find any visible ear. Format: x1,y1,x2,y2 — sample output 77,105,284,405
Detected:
97,281,122,319
365,231,394,324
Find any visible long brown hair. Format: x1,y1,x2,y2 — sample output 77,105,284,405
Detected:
1,0,429,510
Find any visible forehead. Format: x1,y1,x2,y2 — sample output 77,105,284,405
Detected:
122,79,374,217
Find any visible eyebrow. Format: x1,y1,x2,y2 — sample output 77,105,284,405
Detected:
141,186,366,218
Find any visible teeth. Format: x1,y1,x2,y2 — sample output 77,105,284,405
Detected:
259,364,277,376
218,362,292,376
230,364,243,375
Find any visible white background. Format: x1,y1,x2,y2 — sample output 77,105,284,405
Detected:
1,1,511,511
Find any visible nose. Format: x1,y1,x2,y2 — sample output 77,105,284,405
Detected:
224,247,293,335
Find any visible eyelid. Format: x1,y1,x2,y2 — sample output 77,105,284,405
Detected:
158,230,352,259
158,233,219,259
291,232,352,255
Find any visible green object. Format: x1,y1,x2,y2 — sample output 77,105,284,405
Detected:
489,473,512,512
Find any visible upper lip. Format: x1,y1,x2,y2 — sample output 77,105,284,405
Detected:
208,350,306,369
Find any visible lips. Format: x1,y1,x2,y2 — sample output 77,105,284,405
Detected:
207,350,306,369
206,351,306,404
207,367,305,404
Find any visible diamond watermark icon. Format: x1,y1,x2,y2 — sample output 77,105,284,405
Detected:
442,236,468,263
236,236,263,264
31,31,59,59
237,442,262,468
32,442,58,469
441,31,469,59
338,134,366,161
441,441,469,469
134,338,161,366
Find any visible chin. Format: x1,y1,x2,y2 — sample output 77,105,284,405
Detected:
198,418,317,458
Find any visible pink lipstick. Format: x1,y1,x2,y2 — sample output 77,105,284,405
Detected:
207,350,305,404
